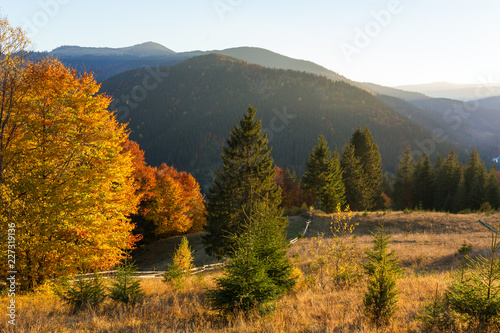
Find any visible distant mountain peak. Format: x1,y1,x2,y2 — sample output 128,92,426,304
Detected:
51,42,175,57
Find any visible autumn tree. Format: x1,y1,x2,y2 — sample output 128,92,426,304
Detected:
121,139,157,241
276,167,300,209
146,164,206,237
121,142,206,241
0,18,31,188
203,106,282,257
0,53,140,289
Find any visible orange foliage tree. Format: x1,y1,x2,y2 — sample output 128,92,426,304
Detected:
121,142,206,240
275,166,311,209
146,164,206,237
121,139,156,209
0,21,140,289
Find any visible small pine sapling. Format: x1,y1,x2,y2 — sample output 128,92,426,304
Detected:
363,225,400,327
109,259,144,306
56,272,106,313
446,225,500,330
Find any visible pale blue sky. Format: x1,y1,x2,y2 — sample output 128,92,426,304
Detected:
1,0,499,86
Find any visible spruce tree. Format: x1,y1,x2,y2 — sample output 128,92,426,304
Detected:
349,127,384,210
109,260,144,306
341,142,371,211
413,153,434,210
434,150,462,211
452,171,467,213
446,227,500,330
485,166,500,210
302,135,345,212
463,148,488,210
363,225,400,327
203,107,281,257
320,151,346,213
207,200,296,314
392,146,415,210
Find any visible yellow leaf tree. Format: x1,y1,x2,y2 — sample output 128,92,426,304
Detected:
0,21,140,289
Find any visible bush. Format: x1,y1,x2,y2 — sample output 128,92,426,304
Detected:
480,202,494,215
56,272,106,313
310,204,362,286
109,260,144,306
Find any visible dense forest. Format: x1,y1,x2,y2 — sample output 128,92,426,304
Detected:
100,54,462,189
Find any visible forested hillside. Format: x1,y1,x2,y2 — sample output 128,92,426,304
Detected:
101,54,460,189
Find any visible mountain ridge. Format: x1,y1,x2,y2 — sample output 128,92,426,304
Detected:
100,53,460,188
51,41,176,57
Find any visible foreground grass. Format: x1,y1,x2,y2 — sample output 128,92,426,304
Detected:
2,211,499,332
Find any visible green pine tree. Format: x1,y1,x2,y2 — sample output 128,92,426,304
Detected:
343,127,384,211
203,106,282,257
446,225,500,330
485,166,500,210
452,171,467,213
207,200,296,314
56,272,106,313
363,225,402,276
341,142,371,211
301,135,345,212
351,127,385,210
434,150,462,211
463,148,488,211
363,225,400,327
320,150,346,214
109,260,144,306
413,153,434,210
392,146,415,210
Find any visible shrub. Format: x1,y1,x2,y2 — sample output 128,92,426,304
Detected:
310,204,361,286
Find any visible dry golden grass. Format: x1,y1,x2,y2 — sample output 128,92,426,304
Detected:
2,211,500,332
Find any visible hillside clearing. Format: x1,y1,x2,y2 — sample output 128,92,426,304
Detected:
3,211,500,332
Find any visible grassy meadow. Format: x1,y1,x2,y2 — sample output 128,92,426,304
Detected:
2,211,500,332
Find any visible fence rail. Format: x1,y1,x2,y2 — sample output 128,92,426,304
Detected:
75,219,312,281
289,219,311,244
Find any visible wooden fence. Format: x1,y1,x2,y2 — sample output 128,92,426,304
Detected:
75,219,312,281
289,219,311,244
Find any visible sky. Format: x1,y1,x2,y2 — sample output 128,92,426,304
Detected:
1,0,500,86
